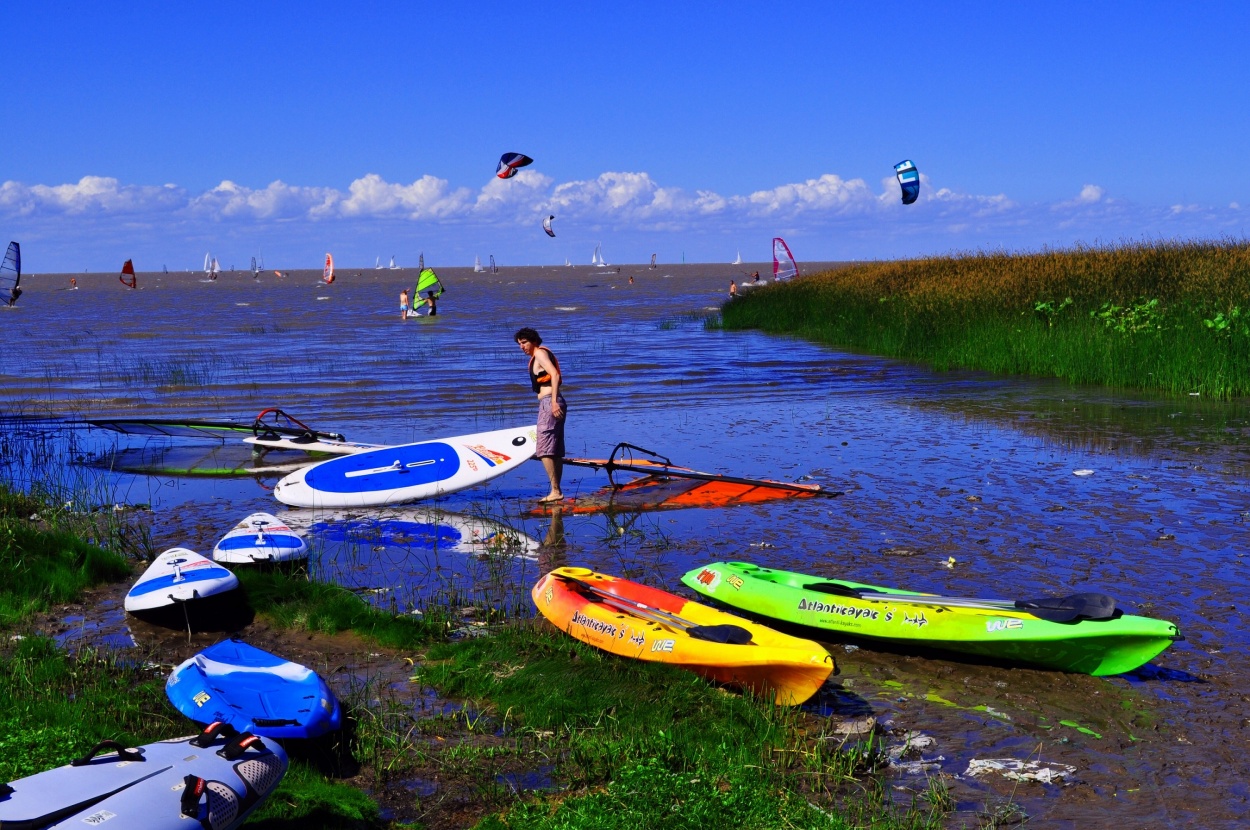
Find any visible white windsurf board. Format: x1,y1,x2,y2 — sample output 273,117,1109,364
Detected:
272,425,537,509
124,547,239,612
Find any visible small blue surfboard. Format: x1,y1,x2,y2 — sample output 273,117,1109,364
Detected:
166,639,343,739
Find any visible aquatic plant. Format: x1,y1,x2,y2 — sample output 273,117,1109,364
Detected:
723,239,1250,398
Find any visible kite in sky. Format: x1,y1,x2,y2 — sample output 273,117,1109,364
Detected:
497,153,534,179
543,215,555,237
894,160,920,205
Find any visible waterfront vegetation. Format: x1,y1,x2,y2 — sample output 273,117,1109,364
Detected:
722,240,1250,398
0,484,968,829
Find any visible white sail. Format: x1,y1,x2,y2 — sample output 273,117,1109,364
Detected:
733,250,742,265
203,253,211,274
474,256,486,273
389,255,398,269
375,256,382,270
592,243,607,267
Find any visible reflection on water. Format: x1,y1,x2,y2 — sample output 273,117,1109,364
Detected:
4,264,1250,823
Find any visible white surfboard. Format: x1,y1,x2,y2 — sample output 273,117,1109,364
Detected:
272,425,537,509
212,511,309,563
124,547,239,612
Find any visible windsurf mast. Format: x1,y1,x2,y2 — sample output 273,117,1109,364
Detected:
1,241,21,306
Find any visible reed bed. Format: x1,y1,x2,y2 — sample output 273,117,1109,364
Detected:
722,239,1250,398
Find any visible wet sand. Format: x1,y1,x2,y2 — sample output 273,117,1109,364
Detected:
4,263,1250,827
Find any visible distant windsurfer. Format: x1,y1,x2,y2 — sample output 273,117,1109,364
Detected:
515,327,566,504
400,288,410,320
418,291,438,316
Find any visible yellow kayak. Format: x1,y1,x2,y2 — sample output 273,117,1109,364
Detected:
532,567,835,705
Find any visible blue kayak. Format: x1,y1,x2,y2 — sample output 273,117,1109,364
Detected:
166,639,343,739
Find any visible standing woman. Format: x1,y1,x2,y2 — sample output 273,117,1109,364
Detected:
515,327,566,503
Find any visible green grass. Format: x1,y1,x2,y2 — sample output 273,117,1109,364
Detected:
236,567,448,649
0,488,131,626
416,621,947,830
722,239,1250,398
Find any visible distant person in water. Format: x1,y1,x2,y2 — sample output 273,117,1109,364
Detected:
628,275,634,285
420,291,438,316
515,327,566,503
70,277,77,289
728,280,738,299
400,288,409,320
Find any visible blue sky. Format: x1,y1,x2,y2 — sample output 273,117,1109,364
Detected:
3,2,1248,272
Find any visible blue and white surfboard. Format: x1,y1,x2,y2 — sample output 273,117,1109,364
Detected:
212,512,308,563
167,639,342,740
124,547,239,612
272,425,536,509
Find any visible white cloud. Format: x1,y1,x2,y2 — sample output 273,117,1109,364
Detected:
1076,184,1104,203
2,169,1245,269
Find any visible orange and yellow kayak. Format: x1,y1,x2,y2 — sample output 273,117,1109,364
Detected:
532,567,835,705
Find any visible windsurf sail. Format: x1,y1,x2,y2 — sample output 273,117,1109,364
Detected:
543,215,556,237
772,237,798,282
650,253,656,269
251,256,260,278
413,267,445,299
496,152,534,179
533,442,836,516
210,257,220,280
1,241,21,306
203,252,211,275
490,254,498,274
417,252,424,271
894,159,920,205
323,252,335,283
119,259,137,289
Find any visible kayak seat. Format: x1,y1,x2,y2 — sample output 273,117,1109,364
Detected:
686,624,754,645
1015,593,1119,622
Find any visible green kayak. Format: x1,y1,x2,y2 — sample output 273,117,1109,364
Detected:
680,562,1181,676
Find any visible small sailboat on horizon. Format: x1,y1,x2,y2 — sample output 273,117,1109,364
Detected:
732,250,743,265
389,255,399,270
375,256,383,270
592,243,607,267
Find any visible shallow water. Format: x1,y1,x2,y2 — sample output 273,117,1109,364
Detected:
4,264,1250,826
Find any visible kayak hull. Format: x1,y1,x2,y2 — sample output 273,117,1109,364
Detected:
532,567,834,705
681,562,1180,676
